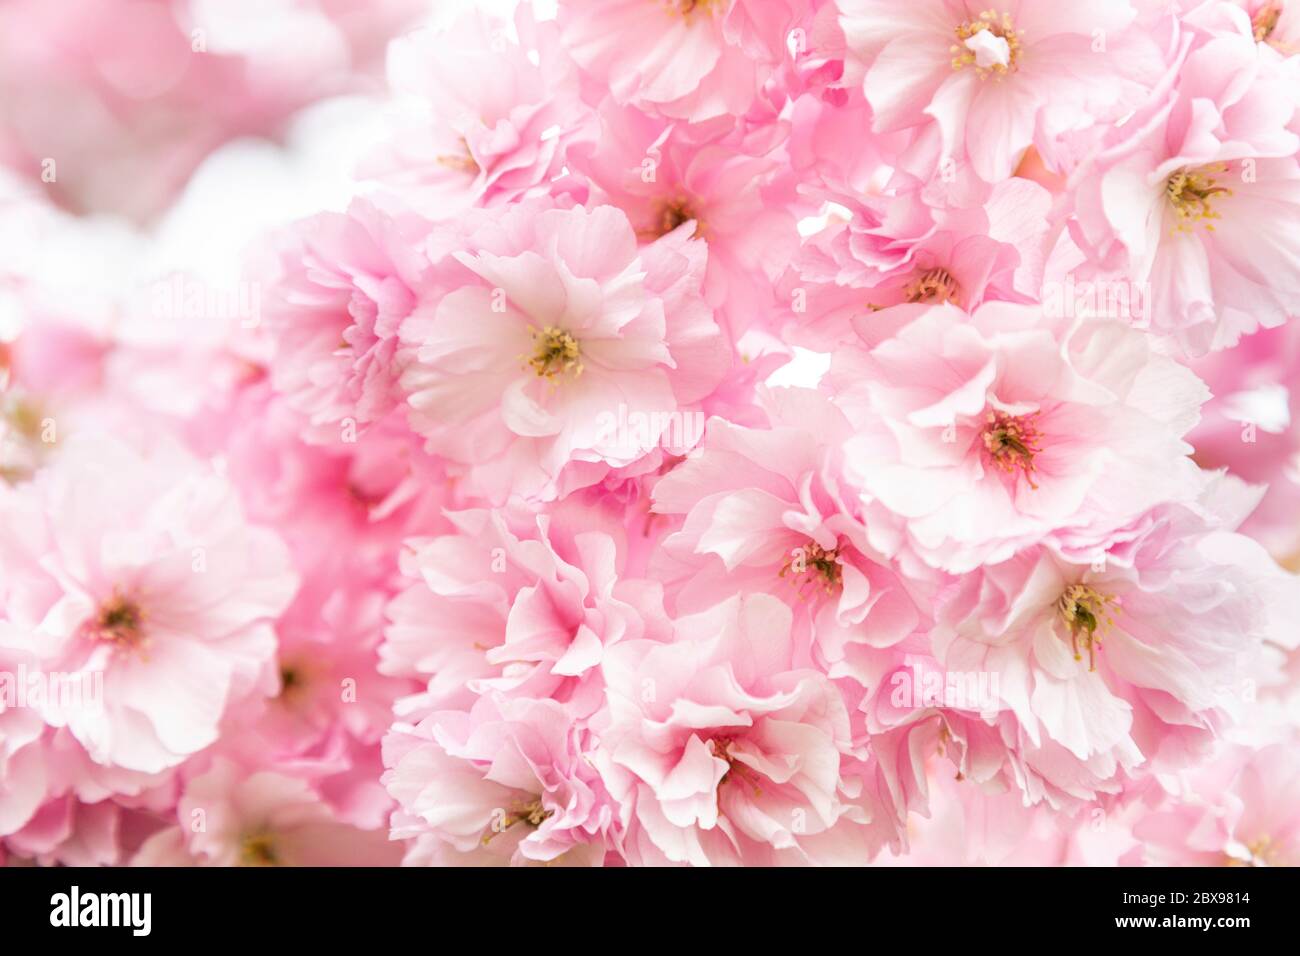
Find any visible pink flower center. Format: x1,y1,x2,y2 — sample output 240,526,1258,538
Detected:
1056,584,1117,671
666,0,722,20
1252,2,1282,43
1,392,50,484
981,410,1041,487
480,798,552,845
904,267,961,305
709,737,763,797
526,326,583,380
436,137,479,175
645,197,702,240
277,660,313,704
240,833,280,866
1228,835,1280,866
86,592,147,653
1166,165,1233,234
951,11,1023,77
778,540,842,597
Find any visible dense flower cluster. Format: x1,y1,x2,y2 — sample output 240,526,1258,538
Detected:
2,0,1299,867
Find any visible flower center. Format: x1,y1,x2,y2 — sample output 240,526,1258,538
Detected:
1229,835,1280,867
709,737,763,797
1252,2,1282,43
480,798,553,844
981,410,1041,487
904,267,961,305
665,0,722,19
951,11,1023,76
277,660,312,704
1,392,52,484
240,833,280,867
526,326,582,380
87,592,147,652
436,137,479,175
1056,584,1117,671
778,540,842,597
1166,165,1232,233
646,198,702,239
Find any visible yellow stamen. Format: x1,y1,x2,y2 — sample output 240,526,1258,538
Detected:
1166,165,1233,234
88,591,148,653
778,541,843,598
1252,2,1282,43
981,410,1041,487
525,326,582,380
904,267,961,305
1056,584,1118,671
1227,835,1280,866
640,197,703,240
664,0,722,19
481,798,552,844
240,834,280,867
436,137,478,174
951,10,1024,77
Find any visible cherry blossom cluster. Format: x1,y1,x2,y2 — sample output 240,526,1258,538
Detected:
2,0,1300,867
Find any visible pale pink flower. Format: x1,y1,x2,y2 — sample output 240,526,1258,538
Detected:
220,585,414,833
364,8,592,218
1069,11,1300,354
872,756,1136,866
1,795,130,867
593,592,874,865
826,301,1208,574
1125,732,1300,866
258,199,431,441
203,383,450,605
1217,0,1300,59
5,0,1300,873
400,199,728,503
384,695,614,866
838,0,1163,184
651,387,923,681
558,0,811,123
1185,323,1300,563
780,178,1051,350
569,101,801,344
0,435,296,776
382,504,672,717
0,647,48,839
131,758,401,866
932,485,1294,806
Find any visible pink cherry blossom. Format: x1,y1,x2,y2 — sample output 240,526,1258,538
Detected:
568,101,802,344
384,695,614,865
1069,10,1300,354
932,483,1295,806
838,0,1164,186
364,8,592,217
558,0,812,123
382,504,672,717
650,387,923,680
593,592,874,865
131,758,401,866
826,300,1209,574
258,199,431,441
0,435,297,777
399,199,729,502
1123,726,1300,866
